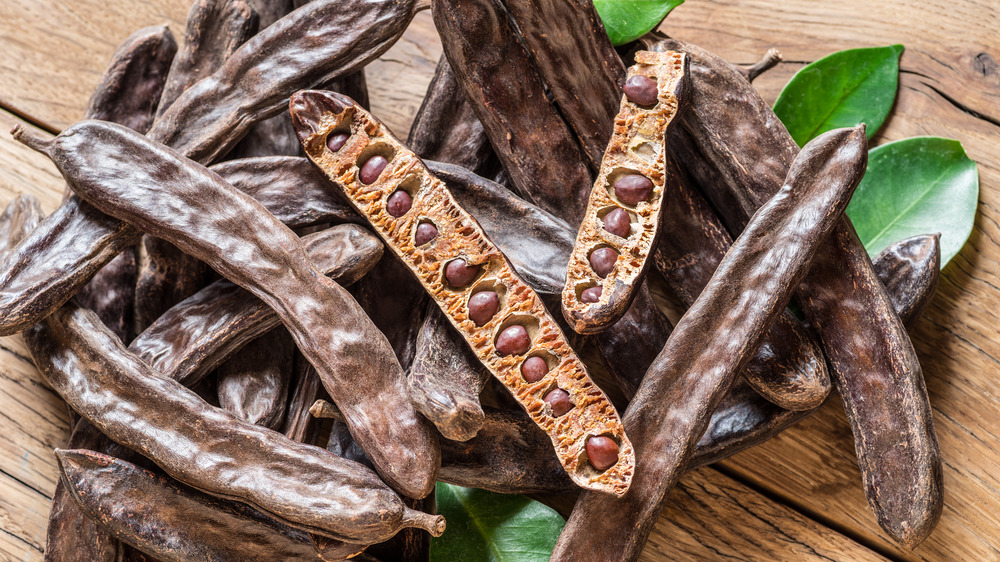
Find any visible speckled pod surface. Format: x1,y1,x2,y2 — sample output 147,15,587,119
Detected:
292,90,634,497
561,51,687,334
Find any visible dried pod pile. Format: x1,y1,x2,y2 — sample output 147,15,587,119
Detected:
0,0,950,560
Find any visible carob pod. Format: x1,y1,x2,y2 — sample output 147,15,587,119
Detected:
561,51,687,333
550,126,868,561
24,301,445,543
291,90,634,497
653,159,830,410
0,0,418,336
282,356,325,444
349,253,427,371
652,33,942,547
216,327,293,429
55,449,363,561
129,225,382,387
431,0,593,224
15,121,439,500
499,0,626,170
875,234,941,329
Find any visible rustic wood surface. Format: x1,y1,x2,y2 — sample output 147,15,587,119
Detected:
0,0,995,560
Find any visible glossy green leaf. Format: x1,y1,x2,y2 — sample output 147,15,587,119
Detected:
847,137,978,267
429,483,565,562
774,45,903,146
593,0,684,46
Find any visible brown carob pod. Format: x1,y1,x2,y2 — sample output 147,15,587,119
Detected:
216,327,293,429
431,0,593,224
499,0,626,170
283,357,325,444
56,449,364,561
561,51,686,333
0,194,43,252
651,34,942,548
875,234,941,329
550,126,868,561
129,225,381,387
25,302,445,542
16,121,439,500
292,90,634,497
653,160,830,411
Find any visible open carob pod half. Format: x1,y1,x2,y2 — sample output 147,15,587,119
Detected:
291,89,635,497
562,50,686,334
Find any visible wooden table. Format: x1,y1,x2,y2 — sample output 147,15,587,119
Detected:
0,1,997,560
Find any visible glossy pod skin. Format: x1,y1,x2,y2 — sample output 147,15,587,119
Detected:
431,0,593,224
875,234,941,329
651,34,942,547
550,126,868,561
216,327,293,429
16,120,439,500
55,449,363,561
24,301,445,543
562,51,686,333
292,90,634,497
653,161,830,411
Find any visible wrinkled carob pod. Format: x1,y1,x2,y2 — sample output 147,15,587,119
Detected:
650,33,942,548
292,90,634,497
129,225,381,387
55,449,364,561
432,0,593,224
216,327,293,429
15,121,439,500
551,126,867,561
875,234,941,329
653,160,829,411
562,51,686,333
25,302,445,542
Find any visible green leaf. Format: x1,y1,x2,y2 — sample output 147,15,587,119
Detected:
846,137,978,268
593,0,684,46
774,45,903,146
430,483,565,562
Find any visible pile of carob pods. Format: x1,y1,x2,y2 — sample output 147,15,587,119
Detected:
2,0,943,560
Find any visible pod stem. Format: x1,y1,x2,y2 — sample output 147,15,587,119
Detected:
414,0,431,13
10,124,54,156
309,399,344,422
743,48,783,82
405,510,446,537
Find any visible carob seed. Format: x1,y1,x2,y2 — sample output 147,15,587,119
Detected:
444,259,480,288
521,356,549,383
468,291,500,327
327,133,349,153
586,436,620,471
603,208,631,238
359,155,389,184
614,174,654,206
495,325,530,356
623,75,659,106
414,222,438,246
386,190,412,217
544,389,572,417
589,248,618,278
580,287,602,303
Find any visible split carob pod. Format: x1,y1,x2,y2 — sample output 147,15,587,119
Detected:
291,90,635,497
550,126,868,561
24,301,445,543
129,224,381,387
70,24,178,344
498,0,625,171
653,159,829,410
14,121,439,500
652,34,942,547
0,0,418,337
561,51,686,333
216,327,293,429
55,449,363,561
431,0,593,224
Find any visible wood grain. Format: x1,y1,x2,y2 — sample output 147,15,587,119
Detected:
0,0,997,560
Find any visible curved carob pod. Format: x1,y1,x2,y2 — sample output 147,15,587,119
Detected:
550,126,868,561
561,51,686,333
56,449,363,562
216,327,293,429
651,34,942,548
875,234,941,329
431,0,593,224
25,302,445,543
653,160,830,411
292,90,634,497
15,121,439,500
499,0,626,170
